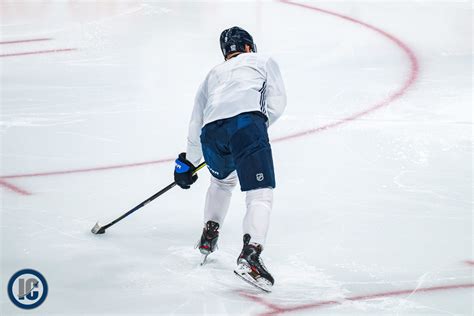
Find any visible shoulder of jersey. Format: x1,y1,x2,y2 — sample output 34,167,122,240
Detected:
207,53,271,77
243,52,271,62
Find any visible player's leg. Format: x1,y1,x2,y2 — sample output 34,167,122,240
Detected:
242,187,273,247
229,112,276,291
229,112,276,245
198,172,237,261
203,171,238,225
197,120,237,259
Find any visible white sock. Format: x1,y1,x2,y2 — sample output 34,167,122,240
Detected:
203,171,238,226
243,188,273,247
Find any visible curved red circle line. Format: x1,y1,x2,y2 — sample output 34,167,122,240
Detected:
272,0,419,143
0,1,419,182
239,283,474,315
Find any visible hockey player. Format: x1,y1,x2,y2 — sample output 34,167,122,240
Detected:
173,26,286,292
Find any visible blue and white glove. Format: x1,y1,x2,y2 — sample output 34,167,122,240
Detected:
174,152,198,189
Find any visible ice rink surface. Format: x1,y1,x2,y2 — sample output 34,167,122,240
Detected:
1,0,472,315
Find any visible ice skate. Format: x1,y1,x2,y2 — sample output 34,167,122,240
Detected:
196,220,219,265
234,234,274,292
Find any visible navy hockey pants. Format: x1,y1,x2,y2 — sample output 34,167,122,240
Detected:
200,111,275,191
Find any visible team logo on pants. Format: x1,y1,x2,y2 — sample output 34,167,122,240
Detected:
256,173,264,182
7,269,48,309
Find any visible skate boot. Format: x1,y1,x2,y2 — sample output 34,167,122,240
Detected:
234,234,274,292
196,220,219,265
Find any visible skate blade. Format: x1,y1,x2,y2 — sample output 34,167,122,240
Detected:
234,264,272,293
200,253,209,266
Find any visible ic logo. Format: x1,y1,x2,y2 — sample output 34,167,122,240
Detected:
256,173,264,182
7,269,48,310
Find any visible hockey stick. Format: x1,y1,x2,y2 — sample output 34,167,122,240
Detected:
91,162,207,235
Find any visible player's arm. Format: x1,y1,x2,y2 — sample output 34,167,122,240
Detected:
265,57,287,125
186,81,206,166
174,80,207,189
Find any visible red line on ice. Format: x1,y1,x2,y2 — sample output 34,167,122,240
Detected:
272,0,419,143
0,48,77,58
0,159,174,195
0,0,419,192
0,179,31,196
1,158,174,179
0,38,52,45
239,291,285,313
240,283,474,315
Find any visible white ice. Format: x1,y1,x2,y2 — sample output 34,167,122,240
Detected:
1,1,472,315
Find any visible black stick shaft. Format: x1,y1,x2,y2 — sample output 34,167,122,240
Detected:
100,162,206,231
101,182,177,230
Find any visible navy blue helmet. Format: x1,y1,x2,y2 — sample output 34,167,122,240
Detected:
219,26,257,59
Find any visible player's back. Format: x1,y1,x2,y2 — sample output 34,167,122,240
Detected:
202,53,270,126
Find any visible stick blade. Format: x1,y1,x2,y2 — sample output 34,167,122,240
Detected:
91,222,106,235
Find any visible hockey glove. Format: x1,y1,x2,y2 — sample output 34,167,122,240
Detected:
174,152,198,189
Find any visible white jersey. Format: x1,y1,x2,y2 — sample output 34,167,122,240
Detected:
186,53,287,165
